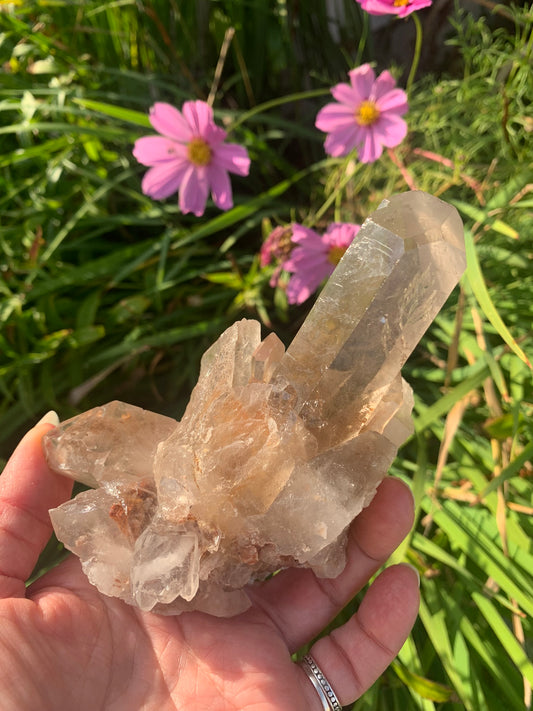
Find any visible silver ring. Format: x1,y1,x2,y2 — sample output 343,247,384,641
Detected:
298,654,343,711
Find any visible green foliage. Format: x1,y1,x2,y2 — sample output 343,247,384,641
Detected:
0,1,532,709
0,0,336,444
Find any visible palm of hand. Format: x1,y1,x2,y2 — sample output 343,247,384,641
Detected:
0,423,419,711
5,558,305,710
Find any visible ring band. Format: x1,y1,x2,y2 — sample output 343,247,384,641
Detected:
298,654,343,711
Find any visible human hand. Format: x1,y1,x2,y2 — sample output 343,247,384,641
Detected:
0,416,419,711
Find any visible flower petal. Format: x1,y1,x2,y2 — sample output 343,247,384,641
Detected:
348,64,376,99
358,0,404,16
375,113,408,148
290,224,323,248
133,136,186,166
324,124,365,157
315,103,357,133
372,70,397,99
357,128,383,163
149,103,191,141
324,223,361,249
357,0,433,17
182,101,215,136
397,0,432,17
284,251,328,273
330,81,359,106
212,143,250,176
179,166,210,216
286,261,332,304
140,161,189,200
376,87,408,114
282,222,360,305
208,165,233,211
204,122,228,145
269,264,283,288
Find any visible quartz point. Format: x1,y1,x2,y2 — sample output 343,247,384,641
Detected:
43,191,466,616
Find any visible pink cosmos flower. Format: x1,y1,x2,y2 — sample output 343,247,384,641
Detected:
356,0,432,17
133,101,250,216
283,223,360,305
260,225,294,287
260,225,294,268
315,64,408,163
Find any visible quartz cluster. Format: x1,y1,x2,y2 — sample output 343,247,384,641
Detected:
43,191,465,616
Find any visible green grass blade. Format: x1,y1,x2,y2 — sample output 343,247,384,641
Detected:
72,98,151,127
425,500,533,618
419,595,475,710
479,441,533,498
472,592,533,688
464,229,531,367
392,661,454,703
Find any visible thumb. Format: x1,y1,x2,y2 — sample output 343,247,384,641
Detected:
0,413,73,599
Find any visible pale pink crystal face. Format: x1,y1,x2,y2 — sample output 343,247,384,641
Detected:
44,191,465,617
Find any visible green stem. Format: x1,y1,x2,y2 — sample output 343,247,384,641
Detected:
313,157,356,223
355,12,370,66
406,12,423,95
227,88,330,132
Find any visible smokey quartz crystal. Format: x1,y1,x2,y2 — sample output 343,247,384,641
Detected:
43,191,466,616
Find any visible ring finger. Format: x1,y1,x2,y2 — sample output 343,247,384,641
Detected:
297,564,420,709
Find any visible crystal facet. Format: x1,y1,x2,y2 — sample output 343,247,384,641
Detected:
44,191,465,616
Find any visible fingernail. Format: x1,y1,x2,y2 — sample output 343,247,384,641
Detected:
36,410,60,427
401,563,421,588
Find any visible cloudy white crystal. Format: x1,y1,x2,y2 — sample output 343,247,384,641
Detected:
44,191,465,616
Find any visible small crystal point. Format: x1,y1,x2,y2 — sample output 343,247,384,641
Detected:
42,400,176,488
44,191,465,616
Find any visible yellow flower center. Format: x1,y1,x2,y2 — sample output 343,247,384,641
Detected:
355,100,380,126
394,0,410,5
187,137,212,166
327,246,347,266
